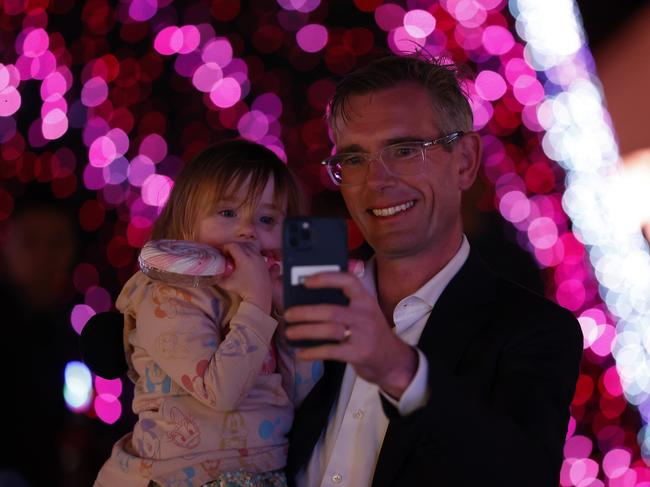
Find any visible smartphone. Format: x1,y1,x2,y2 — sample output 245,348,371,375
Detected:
283,216,348,347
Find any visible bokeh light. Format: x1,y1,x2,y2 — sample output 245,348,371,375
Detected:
63,361,93,412
2,1,649,480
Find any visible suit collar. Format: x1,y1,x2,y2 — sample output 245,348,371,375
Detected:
372,249,497,487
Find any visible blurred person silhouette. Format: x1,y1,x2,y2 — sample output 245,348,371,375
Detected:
0,187,79,486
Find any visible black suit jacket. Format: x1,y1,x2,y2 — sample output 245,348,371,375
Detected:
287,250,583,487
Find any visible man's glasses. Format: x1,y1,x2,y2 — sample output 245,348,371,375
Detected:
322,131,464,186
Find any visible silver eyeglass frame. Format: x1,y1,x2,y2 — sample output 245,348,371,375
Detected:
321,131,465,186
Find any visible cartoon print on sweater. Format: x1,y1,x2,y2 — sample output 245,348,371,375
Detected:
220,411,248,451
200,458,221,480
138,460,153,478
152,284,193,319
260,339,278,375
135,419,161,459
258,415,288,444
116,447,131,473
293,360,324,400
145,362,172,394
155,332,191,359
167,407,201,449
219,324,258,357
159,466,196,487
181,359,216,406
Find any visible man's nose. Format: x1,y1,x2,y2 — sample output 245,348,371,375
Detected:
365,157,397,187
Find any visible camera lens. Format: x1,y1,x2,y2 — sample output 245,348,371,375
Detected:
300,229,311,241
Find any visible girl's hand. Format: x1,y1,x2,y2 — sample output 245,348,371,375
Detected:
269,257,283,315
216,242,272,314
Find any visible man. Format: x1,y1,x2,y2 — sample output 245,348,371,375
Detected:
283,55,583,486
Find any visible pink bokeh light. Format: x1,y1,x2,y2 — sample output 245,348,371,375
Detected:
0,87,22,116
0,65,10,91
499,190,531,223
41,71,68,101
527,216,558,249
128,155,156,186
141,174,173,207
238,110,270,141
30,51,57,80
95,394,122,424
555,279,586,311
388,26,423,54
42,108,68,140
202,38,233,66
403,9,436,38
209,77,241,108
513,74,545,106
70,304,96,334
81,77,109,107
139,134,167,164
252,93,283,120
296,24,328,53
192,62,223,93
451,0,487,28
482,25,514,55
154,26,183,56
128,0,158,22
179,25,201,54
85,286,112,313
95,377,123,397
475,70,507,101
374,4,405,31
89,136,118,168
22,28,49,58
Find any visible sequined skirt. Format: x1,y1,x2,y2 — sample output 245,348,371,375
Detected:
149,470,287,487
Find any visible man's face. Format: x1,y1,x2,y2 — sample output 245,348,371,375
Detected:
333,83,478,260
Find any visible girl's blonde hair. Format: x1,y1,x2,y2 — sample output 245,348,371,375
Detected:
152,139,302,241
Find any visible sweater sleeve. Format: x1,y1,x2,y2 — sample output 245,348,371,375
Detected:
135,281,279,411
275,324,323,407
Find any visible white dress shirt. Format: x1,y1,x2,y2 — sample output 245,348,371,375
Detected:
295,236,470,487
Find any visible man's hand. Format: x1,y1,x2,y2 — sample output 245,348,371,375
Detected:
283,271,418,399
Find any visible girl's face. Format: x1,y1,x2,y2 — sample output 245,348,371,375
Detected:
197,176,285,253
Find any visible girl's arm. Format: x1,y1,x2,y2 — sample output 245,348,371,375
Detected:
136,281,278,411
275,322,323,407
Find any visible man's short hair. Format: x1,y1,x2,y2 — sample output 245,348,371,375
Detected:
327,54,473,135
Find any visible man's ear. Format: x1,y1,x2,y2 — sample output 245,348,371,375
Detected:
456,132,482,191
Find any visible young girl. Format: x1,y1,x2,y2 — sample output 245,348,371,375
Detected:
95,140,321,487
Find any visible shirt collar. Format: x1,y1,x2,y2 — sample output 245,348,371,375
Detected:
360,235,470,310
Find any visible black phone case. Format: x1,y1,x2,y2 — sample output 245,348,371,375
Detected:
283,216,348,347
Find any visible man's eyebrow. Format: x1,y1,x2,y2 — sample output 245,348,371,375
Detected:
337,136,428,153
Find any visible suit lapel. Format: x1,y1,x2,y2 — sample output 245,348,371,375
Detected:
372,250,497,487
287,359,346,479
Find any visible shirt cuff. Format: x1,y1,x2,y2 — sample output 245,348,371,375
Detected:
380,347,429,415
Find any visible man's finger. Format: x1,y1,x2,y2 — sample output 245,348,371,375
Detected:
284,303,348,324
301,271,367,300
285,322,347,342
295,343,353,362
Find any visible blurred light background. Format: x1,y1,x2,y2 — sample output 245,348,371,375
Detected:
0,0,649,485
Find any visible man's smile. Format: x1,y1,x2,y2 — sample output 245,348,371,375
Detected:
367,200,416,217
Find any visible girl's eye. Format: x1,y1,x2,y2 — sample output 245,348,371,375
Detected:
259,216,275,225
219,209,236,218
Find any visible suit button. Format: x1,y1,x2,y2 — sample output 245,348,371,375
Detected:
353,409,364,419
332,473,342,484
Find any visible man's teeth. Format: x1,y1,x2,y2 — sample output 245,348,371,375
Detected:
371,201,415,217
